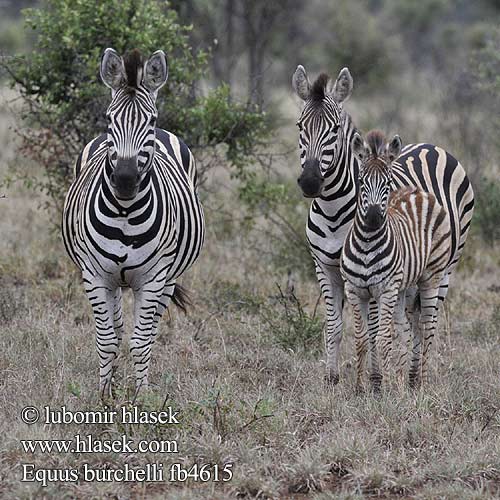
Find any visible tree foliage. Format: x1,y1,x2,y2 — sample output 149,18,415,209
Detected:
3,0,269,211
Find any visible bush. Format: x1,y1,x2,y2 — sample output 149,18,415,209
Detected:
238,175,315,280
2,0,269,212
260,285,323,353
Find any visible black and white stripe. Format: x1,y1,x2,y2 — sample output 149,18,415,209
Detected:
341,131,452,391
292,66,474,385
62,49,204,398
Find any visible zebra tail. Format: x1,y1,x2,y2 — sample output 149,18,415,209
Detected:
413,292,421,313
172,284,191,314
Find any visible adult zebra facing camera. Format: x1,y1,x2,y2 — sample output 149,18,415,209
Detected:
62,48,205,399
292,65,474,386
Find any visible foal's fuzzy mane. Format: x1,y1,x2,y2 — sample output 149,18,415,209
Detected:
365,130,387,158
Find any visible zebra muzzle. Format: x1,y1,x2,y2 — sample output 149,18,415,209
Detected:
111,159,141,200
365,204,384,230
298,158,324,198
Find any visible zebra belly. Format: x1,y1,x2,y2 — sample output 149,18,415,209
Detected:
343,270,398,300
74,233,176,287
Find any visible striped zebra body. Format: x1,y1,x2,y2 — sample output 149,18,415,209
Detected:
63,130,203,288
62,49,204,398
292,66,474,385
341,131,451,390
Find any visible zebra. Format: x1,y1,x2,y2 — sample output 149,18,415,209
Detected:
292,65,474,385
340,130,452,391
62,48,204,398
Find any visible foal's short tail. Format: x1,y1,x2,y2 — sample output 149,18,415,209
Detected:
172,284,191,313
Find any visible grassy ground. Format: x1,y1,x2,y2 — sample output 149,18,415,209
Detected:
1,88,499,499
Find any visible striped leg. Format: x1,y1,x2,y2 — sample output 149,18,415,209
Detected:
113,287,124,345
438,271,450,303
374,287,399,391
346,290,369,391
110,288,124,387
316,264,344,385
418,285,440,384
393,292,412,377
150,283,175,342
84,278,119,399
130,283,166,392
408,295,423,389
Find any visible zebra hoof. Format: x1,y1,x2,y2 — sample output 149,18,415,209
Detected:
324,372,340,387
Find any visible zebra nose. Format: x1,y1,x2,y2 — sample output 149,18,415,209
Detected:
297,158,323,197
366,205,384,229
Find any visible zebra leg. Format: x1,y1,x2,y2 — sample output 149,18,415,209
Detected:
393,292,411,378
113,287,124,346
150,283,175,343
418,286,440,385
110,288,124,388
345,286,369,390
84,279,119,399
374,287,399,391
438,271,450,303
130,284,166,393
316,264,344,386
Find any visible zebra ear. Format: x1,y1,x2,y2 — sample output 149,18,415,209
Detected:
100,48,126,91
331,67,353,103
351,133,368,165
143,50,168,93
386,135,402,162
292,65,311,101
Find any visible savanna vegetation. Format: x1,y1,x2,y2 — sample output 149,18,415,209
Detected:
0,0,499,498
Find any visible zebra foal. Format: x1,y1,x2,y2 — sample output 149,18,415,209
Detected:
62,49,204,398
340,130,451,391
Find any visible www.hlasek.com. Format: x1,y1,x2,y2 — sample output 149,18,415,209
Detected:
20,405,233,486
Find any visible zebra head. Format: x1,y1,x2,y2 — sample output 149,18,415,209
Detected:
292,65,353,198
351,130,402,230
100,48,168,200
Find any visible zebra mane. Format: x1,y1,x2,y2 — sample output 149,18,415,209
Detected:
123,49,144,90
365,130,387,158
311,73,330,102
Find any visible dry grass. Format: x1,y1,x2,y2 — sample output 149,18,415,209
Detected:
1,87,499,500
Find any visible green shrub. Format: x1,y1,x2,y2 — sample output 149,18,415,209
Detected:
260,285,323,353
2,0,268,212
239,177,315,280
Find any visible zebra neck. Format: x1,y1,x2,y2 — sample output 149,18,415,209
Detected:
314,114,359,214
102,159,154,215
352,212,389,253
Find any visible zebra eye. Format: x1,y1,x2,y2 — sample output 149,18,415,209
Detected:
332,125,340,134
149,117,156,126
296,121,303,131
